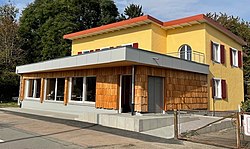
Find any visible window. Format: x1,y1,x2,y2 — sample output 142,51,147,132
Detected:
179,44,192,61
25,79,41,98
213,79,221,99
45,78,65,101
56,78,65,101
121,43,139,49
212,78,227,99
86,77,96,102
70,77,84,102
211,42,220,63
230,48,238,67
46,78,56,100
68,76,96,103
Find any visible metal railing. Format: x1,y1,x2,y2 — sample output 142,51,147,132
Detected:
166,51,205,64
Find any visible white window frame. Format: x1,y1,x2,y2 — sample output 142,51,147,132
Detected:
25,79,40,100
44,78,64,102
68,76,95,104
178,44,192,61
231,48,238,67
213,78,222,99
212,41,221,63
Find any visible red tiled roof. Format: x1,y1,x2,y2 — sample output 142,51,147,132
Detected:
63,14,246,45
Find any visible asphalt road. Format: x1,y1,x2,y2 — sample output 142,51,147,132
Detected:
0,109,225,149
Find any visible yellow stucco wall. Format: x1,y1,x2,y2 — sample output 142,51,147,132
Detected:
151,24,167,54
70,21,244,111
71,24,153,55
166,24,206,63
205,24,244,111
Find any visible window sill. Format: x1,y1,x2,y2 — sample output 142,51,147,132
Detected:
68,101,95,107
214,97,222,100
44,100,64,103
25,97,40,100
212,60,221,64
232,65,239,68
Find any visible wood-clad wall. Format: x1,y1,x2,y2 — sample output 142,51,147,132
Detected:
20,65,207,112
19,77,25,101
21,66,132,109
135,66,208,112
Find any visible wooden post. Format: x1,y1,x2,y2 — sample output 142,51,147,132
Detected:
174,109,178,139
236,112,241,149
64,78,69,106
40,78,44,103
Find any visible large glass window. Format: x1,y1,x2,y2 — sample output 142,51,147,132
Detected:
86,77,96,102
71,77,84,101
46,78,56,100
56,78,65,101
26,79,41,98
45,78,65,101
179,44,192,61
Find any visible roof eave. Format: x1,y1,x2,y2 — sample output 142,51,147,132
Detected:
63,15,163,40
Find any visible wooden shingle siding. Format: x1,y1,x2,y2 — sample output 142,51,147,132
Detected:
21,65,207,112
134,66,208,112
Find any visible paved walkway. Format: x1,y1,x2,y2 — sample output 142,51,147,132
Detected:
0,108,225,149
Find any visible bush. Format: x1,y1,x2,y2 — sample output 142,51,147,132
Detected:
241,100,250,112
0,71,19,101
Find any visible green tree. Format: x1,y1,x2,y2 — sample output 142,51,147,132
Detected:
0,3,26,71
19,0,119,63
121,4,144,20
0,3,25,100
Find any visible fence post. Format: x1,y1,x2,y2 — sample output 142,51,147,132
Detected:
236,112,241,149
174,109,178,139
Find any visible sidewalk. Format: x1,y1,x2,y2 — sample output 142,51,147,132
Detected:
0,107,225,149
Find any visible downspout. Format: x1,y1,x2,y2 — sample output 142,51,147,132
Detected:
131,65,135,116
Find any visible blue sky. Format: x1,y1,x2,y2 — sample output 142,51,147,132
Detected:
0,0,250,22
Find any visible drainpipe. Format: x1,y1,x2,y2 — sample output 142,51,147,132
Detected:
131,65,135,116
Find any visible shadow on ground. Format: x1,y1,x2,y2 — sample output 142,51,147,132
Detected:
0,109,183,145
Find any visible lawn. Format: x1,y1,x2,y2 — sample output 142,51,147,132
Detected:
0,101,19,108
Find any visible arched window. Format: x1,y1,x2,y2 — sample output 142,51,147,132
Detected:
179,44,192,61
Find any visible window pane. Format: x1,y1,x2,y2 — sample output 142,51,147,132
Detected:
46,78,56,100
232,50,238,66
56,78,65,101
213,43,219,62
27,80,34,97
35,79,41,98
86,77,96,102
71,77,83,101
179,45,192,61
187,46,192,61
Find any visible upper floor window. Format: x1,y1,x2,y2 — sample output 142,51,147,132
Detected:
211,41,226,64
231,48,238,67
230,48,242,68
211,41,220,63
179,44,192,61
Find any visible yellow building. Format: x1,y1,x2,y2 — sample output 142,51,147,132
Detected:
16,14,245,114
64,14,246,111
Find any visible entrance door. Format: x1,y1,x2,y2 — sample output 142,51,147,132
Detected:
121,75,132,113
148,77,164,113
